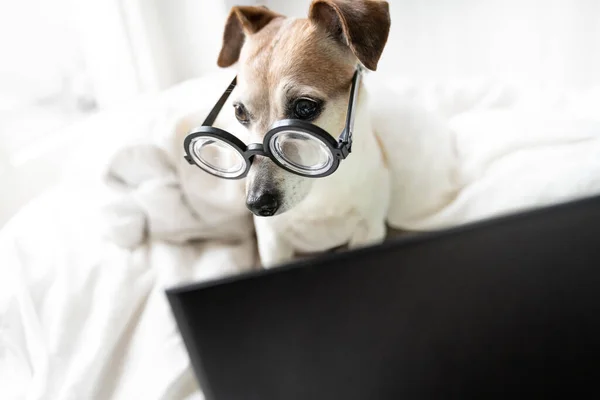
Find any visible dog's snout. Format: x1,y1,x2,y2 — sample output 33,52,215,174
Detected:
246,192,280,217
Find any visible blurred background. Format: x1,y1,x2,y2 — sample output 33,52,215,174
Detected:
1,0,599,226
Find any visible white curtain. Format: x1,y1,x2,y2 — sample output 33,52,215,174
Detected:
70,0,241,108
0,0,235,225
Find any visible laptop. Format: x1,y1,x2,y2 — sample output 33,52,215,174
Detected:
167,195,600,399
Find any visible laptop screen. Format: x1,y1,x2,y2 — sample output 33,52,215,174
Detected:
167,195,600,399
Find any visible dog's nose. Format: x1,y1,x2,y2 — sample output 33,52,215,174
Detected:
246,193,280,217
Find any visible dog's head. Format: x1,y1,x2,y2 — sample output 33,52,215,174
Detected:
217,0,390,217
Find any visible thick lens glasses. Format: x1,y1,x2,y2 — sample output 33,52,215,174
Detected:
183,67,362,179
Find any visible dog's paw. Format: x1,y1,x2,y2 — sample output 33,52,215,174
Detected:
255,220,295,269
100,196,148,249
348,219,387,250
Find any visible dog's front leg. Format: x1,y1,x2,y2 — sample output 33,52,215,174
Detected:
348,217,387,250
254,218,295,268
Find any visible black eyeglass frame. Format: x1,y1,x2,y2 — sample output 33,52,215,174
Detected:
183,66,363,179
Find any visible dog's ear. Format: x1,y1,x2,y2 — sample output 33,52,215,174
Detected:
309,0,390,71
217,6,282,68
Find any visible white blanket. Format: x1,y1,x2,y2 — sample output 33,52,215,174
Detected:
0,187,257,400
2,72,600,399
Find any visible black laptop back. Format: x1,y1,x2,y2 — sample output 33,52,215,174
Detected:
167,196,600,399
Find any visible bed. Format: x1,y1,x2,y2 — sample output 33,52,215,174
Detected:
2,68,600,399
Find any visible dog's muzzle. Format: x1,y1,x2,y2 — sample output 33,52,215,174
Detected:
246,191,280,217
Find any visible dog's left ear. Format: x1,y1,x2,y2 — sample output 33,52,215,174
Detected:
217,5,283,68
309,0,390,71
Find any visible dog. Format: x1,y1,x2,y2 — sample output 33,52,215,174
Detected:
208,0,393,268
104,0,460,264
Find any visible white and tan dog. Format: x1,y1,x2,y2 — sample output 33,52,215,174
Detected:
214,0,393,267
103,0,459,268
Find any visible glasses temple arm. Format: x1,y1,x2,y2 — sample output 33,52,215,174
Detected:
339,67,363,152
202,76,237,126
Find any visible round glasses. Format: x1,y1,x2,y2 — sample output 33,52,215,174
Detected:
183,68,362,179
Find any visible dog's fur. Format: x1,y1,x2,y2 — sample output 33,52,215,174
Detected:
215,0,392,267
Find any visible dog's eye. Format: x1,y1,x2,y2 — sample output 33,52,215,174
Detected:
234,103,250,125
293,99,320,120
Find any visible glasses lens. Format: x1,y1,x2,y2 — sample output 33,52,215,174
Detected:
189,136,246,178
269,130,334,176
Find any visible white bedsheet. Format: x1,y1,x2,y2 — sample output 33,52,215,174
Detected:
2,72,600,399
1,186,257,400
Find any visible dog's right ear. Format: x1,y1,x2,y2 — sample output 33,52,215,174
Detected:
309,0,390,71
217,6,282,68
